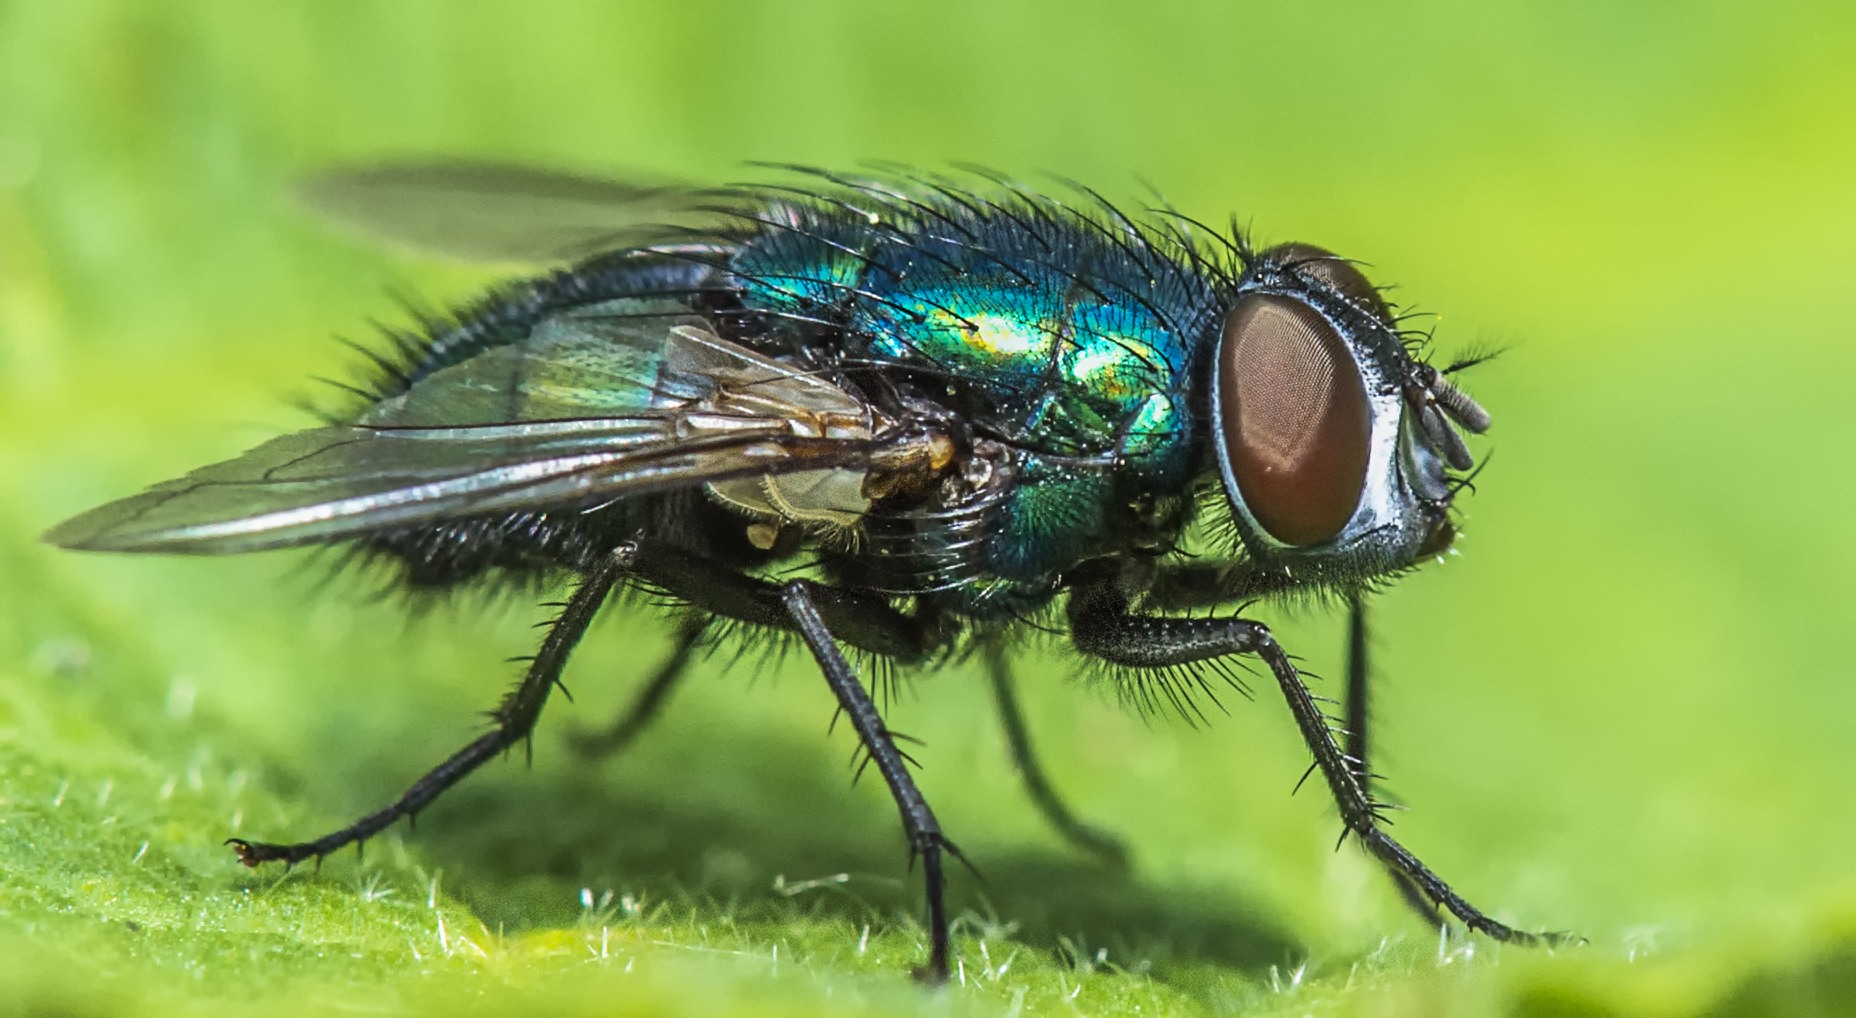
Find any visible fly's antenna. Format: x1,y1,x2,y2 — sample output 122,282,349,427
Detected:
1417,363,1492,434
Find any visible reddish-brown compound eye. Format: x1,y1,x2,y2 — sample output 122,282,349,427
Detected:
1219,294,1372,545
1260,243,1391,323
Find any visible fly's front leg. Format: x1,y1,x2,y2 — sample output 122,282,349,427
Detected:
228,545,633,868
783,579,962,983
1345,594,1442,926
1344,595,1371,785
1069,578,1553,945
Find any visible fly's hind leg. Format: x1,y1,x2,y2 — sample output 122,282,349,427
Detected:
1068,576,1559,945
228,545,633,869
985,643,1130,870
1345,594,1443,927
570,613,706,760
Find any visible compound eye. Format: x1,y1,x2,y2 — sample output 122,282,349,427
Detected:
1219,294,1372,546
1260,242,1390,322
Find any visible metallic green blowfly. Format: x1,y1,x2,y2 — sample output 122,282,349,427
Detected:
44,163,1552,979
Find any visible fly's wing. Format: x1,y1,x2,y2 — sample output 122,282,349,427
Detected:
297,161,753,263
44,307,896,554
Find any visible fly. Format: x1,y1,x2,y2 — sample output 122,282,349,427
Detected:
43,161,1562,979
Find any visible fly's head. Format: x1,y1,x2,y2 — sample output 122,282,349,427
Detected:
1209,243,1490,586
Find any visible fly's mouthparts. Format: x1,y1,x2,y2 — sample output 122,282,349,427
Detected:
1417,517,1458,558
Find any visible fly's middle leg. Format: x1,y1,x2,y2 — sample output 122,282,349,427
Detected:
570,613,706,760
1344,595,1443,926
783,579,964,984
629,540,941,662
630,542,962,979
985,642,1130,870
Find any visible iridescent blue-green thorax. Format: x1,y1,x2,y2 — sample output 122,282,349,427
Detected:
729,196,1226,598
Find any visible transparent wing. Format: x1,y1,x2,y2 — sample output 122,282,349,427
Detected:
45,309,902,554
297,160,750,263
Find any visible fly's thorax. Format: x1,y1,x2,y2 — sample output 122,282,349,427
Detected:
857,287,1200,484
1210,244,1485,582
847,436,1017,596
727,198,1212,489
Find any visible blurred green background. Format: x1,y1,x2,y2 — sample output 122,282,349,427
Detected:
4,1,1855,1015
